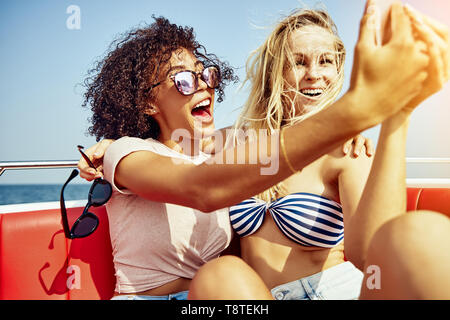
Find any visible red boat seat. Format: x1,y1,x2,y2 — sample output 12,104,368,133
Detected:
0,205,115,300
0,188,449,300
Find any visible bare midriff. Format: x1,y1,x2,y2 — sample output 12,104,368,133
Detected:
240,210,346,290
113,277,191,297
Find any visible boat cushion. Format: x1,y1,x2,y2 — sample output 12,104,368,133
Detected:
0,205,115,300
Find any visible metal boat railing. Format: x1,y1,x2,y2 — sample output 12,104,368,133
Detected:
404,158,450,187
0,161,78,176
1,158,450,186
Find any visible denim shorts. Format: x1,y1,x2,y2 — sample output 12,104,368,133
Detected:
271,262,364,300
111,290,189,300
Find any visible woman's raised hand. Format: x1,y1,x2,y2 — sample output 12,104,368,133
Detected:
77,139,114,181
349,0,430,124
401,4,450,113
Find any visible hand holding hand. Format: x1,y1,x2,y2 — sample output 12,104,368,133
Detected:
349,1,430,124
401,4,450,114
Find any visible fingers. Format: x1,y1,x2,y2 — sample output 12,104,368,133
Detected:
77,148,95,181
78,157,100,181
406,5,450,82
78,162,97,181
96,165,104,178
410,18,446,85
415,40,428,54
407,8,443,46
354,135,373,157
343,139,353,155
358,0,379,46
399,5,448,112
353,135,365,157
361,136,375,157
343,136,373,157
405,4,449,40
390,3,414,44
77,139,113,181
428,38,446,86
430,49,445,91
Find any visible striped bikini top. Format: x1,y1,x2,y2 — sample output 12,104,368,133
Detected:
229,192,344,248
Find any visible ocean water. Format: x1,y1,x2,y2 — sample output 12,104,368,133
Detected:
0,184,92,205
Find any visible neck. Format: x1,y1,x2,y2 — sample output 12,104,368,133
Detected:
158,135,201,157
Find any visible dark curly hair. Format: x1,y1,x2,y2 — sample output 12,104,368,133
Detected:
82,16,237,141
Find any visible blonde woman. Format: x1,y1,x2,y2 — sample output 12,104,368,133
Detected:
187,4,450,299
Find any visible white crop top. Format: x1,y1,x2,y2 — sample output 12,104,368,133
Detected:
104,137,232,293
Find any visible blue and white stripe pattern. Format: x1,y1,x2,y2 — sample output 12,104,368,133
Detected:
229,192,344,248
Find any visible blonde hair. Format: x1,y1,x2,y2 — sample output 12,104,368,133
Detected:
234,8,346,202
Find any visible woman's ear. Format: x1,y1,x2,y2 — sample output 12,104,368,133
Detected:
143,104,160,116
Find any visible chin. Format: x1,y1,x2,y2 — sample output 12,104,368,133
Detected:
190,117,215,138
296,101,321,116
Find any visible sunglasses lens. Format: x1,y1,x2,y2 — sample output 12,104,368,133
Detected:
72,213,98,238
203,67,220,89
174,72,196,95
90,180,112,206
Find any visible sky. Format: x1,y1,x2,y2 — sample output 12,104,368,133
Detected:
0,0,449,185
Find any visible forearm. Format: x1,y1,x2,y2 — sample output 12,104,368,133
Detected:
346,111,410,268
281,90,377,170
121,91,381,212
198,90,378,210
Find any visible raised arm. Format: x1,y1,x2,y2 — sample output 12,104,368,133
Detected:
338,4,449,270
339,112,410,270
114,91,375,213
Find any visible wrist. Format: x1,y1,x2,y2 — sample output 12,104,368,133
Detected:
387,106,412,123
379,112,411,150
340,89,381,132
381,111,411,133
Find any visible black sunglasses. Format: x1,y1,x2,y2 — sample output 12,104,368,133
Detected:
150,66,220,96
59,146,112,239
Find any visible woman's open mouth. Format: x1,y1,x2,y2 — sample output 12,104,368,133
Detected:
299,88,324,99
191,99,213,122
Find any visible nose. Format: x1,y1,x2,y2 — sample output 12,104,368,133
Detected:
305,64,321,81
197,72,208,91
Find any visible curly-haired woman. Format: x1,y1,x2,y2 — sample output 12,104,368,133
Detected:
77,3,442,299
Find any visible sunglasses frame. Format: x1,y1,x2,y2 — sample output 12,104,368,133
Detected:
60,169,112,239
150,65,220,96
59,146,112,239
